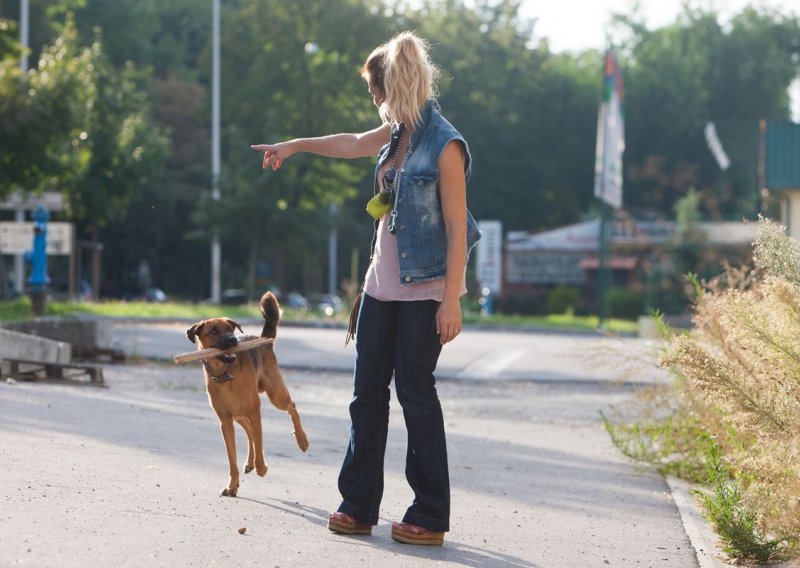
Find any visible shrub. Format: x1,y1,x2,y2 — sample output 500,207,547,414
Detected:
495,290,546,316
693,436,780,563
545,285,581,315
607,287,644,320
605,218,800,562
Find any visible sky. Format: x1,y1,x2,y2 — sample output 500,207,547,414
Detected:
518,0,800,120
519,0,797,52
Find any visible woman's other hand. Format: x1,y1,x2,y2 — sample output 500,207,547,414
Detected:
436,297,462,345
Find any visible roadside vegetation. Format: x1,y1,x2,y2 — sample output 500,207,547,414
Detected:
604,218,800,563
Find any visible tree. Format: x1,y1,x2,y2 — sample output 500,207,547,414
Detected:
0,16,95,196
617,6,800,219
191,0,387,296
64,32,169,297
401,0,600,231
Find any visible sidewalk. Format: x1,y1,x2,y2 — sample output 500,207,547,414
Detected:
0,324,723,567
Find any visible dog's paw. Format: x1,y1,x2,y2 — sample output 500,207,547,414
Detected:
256,463,268,477
294,430,310,452
220,486,238,497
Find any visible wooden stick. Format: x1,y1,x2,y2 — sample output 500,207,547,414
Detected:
173,337,275,365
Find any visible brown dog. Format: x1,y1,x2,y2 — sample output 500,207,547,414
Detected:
186,291,309,497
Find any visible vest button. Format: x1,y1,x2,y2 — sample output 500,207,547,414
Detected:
400,224,405,230
404,276,411,282
401,252,407,258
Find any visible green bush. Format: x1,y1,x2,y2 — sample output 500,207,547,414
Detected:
607,287,644,320
546,285,581,315
495,290,546,316
604,219,800,563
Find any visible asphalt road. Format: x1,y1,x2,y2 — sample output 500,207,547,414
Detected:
0,322,709,567
115,320,669,385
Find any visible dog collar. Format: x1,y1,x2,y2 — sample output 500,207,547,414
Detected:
203,361,234,383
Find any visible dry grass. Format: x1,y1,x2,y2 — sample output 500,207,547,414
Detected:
606,218,800,562
660,219,800,557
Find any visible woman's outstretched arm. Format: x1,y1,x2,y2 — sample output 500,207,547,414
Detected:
251,123,391,170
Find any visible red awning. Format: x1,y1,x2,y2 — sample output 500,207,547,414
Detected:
579,256,639,270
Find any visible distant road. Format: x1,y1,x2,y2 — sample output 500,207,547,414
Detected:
114,321,669,386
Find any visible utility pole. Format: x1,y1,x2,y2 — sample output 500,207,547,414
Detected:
328,202,337,296
210,0,221,304
14,0,30,297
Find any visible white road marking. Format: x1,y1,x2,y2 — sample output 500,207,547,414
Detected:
454,348,528,380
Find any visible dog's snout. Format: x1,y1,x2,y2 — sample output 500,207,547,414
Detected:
221,335,238,349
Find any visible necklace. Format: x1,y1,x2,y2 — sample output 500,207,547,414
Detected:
387,124,412,235
383,123,406,191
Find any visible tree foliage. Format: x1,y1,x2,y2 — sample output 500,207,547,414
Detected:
0,16,94,194
618,6,800,218
1,0,797,299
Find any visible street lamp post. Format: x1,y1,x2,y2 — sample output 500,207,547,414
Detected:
14,0,30,297
328,202,337,295
210,0,221,304
20,0,29,73
303,42,338,297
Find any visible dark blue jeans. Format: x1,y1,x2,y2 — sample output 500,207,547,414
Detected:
337,293,450,532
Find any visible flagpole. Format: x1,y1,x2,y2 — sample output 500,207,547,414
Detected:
597,201,611,328
594,46,624,329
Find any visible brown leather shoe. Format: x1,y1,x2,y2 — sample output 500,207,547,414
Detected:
391,522,445,546
327,511,372,535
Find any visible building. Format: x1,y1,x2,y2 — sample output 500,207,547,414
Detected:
764,121,800,238
503,213,756,314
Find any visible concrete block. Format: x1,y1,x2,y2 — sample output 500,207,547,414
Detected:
0,328,71,366
1,317,113,350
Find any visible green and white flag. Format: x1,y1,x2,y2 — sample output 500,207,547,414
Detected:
593,49,625,209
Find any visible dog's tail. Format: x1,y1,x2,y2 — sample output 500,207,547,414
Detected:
259,291,280,339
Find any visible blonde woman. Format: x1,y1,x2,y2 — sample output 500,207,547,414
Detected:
252,31,480,546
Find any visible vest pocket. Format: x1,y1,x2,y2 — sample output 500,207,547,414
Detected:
411,173,438,190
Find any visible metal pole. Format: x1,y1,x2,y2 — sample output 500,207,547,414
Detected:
20,0,29,73
210,0,221,304
14,0,30,296
328,202,337,295
758,118,767,215
597,202,611,328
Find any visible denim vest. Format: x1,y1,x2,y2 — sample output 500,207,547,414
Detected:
371,100,481,284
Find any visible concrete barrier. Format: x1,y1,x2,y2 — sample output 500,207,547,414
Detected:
1,317,113,351
0,327,71,365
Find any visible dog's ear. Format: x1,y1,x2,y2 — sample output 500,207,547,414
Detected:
226,319,243,334
186,322,203,344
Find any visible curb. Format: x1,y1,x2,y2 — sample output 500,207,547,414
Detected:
666,476,728,568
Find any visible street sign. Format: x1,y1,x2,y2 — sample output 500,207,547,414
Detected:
0,222,74,255
0,191,65,211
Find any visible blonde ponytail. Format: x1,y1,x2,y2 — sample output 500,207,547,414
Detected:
361,31,439,127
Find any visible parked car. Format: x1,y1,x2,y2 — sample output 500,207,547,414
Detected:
220,288,247,305
285,291,309,310
310,294,344,317
47,277,93,301
145,287,167,303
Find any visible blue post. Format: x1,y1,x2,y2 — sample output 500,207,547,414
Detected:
26,205,50,316
479,286,494,316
